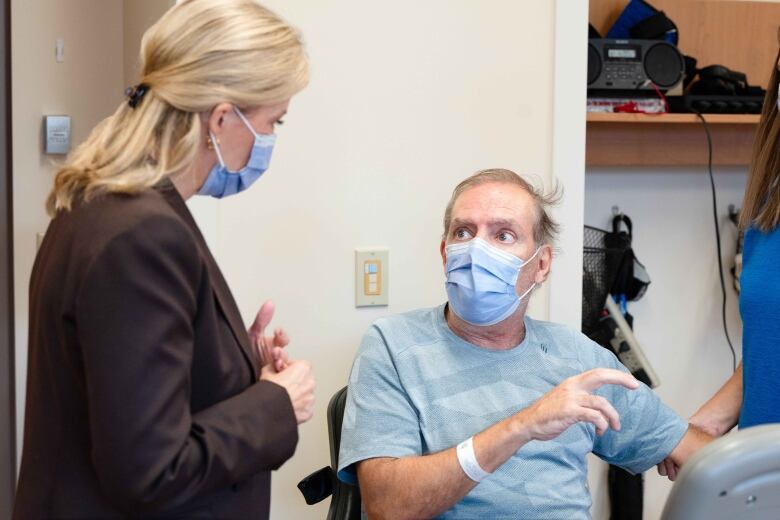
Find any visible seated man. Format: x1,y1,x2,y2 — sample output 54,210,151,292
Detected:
337,168,709,519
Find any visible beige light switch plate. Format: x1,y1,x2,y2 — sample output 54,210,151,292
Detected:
355,248,389,307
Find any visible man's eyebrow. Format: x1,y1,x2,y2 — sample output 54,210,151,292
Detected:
485,218,520,229
450,218,524,232
450,218,474,228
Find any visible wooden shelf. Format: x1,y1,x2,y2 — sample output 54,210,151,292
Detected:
587,113,761,125
586,0,777,167
586,112,760,167
590,1,780,90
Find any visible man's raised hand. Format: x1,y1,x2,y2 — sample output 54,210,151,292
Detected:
519,368,640,442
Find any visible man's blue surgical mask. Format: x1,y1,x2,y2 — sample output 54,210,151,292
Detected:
445,237,540,326
198,108,276,198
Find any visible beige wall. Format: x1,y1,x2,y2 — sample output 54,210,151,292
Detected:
12,0,175,465
123,0,176,86
11,1,594,518
11,0,125,463
186,1,564,518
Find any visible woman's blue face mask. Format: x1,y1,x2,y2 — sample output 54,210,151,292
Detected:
445,237,540,326
197,108,276,199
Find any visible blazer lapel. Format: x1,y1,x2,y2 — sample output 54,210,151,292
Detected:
156,179,259,380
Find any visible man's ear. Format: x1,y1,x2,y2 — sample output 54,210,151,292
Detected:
440,240,447,269
534,244,553,284
208,102,235,138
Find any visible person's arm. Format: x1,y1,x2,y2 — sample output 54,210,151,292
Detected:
690,362,743,437
657,363,742,480
357,369,639,520
667,425,713,467
77,215,300,514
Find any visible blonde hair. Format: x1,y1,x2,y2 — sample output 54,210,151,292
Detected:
442,168,562,246
740,46,780,231
47,0,308,215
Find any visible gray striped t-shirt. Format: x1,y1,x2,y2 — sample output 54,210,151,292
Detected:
337,304,686,519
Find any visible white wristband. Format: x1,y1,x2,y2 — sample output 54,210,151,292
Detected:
456,436,491,482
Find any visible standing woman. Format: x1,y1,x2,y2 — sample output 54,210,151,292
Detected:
658,40,780,480
13,0,315,518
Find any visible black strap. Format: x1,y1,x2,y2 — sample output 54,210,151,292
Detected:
630,11,675,40
612,214,633,240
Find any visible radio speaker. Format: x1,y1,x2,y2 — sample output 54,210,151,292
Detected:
588,39,684,91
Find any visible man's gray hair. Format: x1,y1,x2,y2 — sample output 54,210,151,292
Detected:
442,168,562,246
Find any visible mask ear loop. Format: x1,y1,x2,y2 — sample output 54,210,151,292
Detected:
525,246,542,264
233,107,260,138
518,282,536,301
517,245,543,301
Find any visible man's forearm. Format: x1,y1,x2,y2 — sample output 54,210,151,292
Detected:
358,413,532,519
691,362,743,436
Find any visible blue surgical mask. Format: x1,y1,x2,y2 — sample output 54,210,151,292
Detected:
198,108,276,198
445,237,540,326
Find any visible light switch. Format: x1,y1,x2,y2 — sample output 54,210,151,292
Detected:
355,248,389,307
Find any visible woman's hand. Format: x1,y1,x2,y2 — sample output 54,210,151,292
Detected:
248,300,289,373
249,300,315,424
261,360,315,424
657,364,743,481
656,416,721,481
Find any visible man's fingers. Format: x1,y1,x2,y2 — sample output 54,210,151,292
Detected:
577,368,640,392
581,394,621,432
657,462,667,476
579,408,609,436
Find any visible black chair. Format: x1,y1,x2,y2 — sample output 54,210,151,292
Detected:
298,386,361,520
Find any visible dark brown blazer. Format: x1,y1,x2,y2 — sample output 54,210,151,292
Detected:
13,178,298,519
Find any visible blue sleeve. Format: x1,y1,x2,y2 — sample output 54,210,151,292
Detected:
337,325,422,485
588,338,688,475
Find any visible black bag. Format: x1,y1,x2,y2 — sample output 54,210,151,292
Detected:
605,214,650,302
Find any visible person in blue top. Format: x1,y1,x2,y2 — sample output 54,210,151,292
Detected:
657,44,780,482
338,168,711,519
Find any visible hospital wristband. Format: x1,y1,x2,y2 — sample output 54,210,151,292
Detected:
456,436,491,482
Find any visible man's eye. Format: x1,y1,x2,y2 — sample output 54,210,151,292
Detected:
455,228,472,240
497,231,515,243
275,119,285,126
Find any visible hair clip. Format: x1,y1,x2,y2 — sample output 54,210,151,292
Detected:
124,83,150,109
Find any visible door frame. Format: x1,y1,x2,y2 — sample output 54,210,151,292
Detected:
0,0,16,514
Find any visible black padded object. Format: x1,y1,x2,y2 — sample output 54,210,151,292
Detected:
297,386,362,519
326,387,362,520
629,10,675,40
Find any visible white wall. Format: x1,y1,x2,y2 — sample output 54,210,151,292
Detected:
183,1,589,518
11,0,125,465
585,166,746,520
